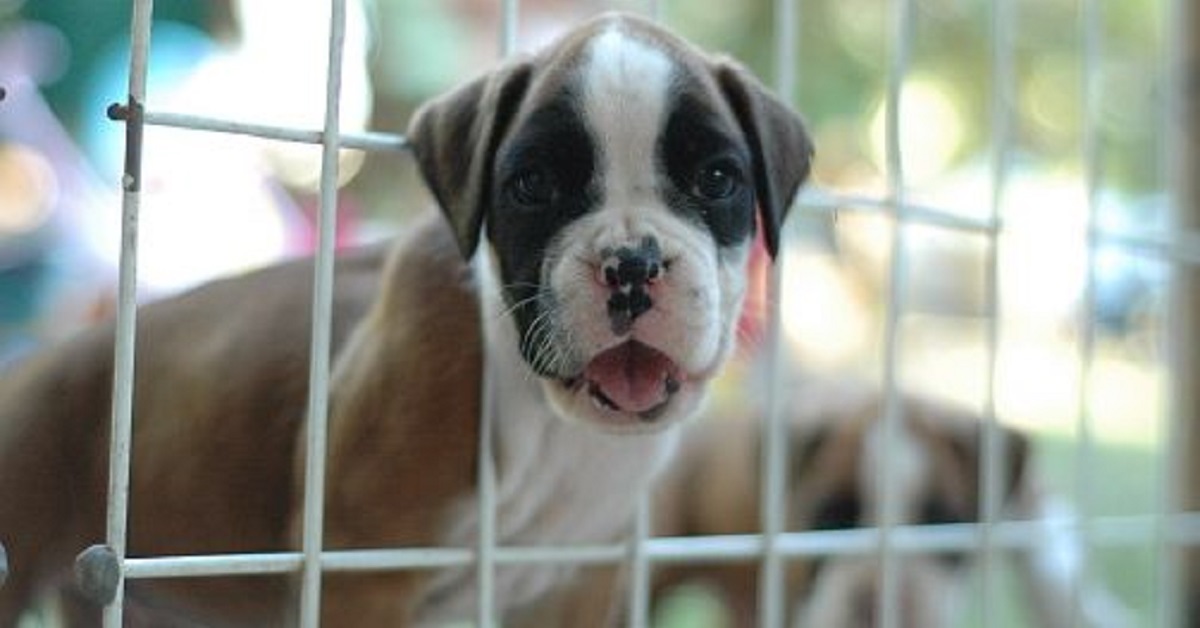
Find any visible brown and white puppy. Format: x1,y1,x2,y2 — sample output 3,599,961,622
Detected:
0,12,811,627
647,380,1033,628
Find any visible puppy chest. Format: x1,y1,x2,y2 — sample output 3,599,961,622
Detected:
416,423,677,623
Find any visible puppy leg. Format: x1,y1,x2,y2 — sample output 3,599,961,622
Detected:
319,573,425,627
0,571,30,627
508,565,625,628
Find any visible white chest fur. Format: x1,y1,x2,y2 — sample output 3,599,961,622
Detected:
413,255,681,624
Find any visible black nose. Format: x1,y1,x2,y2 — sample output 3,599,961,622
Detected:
603,238,662,333
602,237,662,289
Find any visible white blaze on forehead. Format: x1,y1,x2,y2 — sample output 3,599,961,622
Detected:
860,416,929,523
581,26,674,210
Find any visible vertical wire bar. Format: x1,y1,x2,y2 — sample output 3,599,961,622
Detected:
624,10,663,626
475,5,520,627
877,0,915,626
476,359,498,628
626,491,652,628
298,1,348,625
1071,0,1104,625
647,0,666,23
103,1,155,626
625,3,667,619
976,0,1016,623
757,0,796,626
1157,0,1187,623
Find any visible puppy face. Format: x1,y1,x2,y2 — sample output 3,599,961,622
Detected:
788,399,1029,627
409,13,812,432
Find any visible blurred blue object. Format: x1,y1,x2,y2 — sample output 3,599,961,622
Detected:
82,21,216,180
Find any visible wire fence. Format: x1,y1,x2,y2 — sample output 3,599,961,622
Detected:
85,0,1198,626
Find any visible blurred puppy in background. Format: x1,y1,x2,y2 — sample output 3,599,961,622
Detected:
523,378,1129,627
649,379,1031,627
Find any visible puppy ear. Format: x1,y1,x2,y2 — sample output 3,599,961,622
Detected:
944,416,1032,507
713,59,814,258
998,425,1031,504
408,60,534,258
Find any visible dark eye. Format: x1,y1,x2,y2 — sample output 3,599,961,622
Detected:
691,159,743,200
811,494,860,530
506,168,556,207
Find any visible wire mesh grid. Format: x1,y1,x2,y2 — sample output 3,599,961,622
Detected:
83,0,1199,626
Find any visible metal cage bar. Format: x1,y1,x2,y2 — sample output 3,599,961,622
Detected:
626,492,653,628
756,0,797,625
974,0,1012,619
1160,0,1191,625
975,0,1017,624
474,3,521,626
297,1,350,625
101,0,155,625
1069,0,1105,624
100,513,1200,582
877,0,916,626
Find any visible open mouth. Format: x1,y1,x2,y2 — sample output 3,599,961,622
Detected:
562,340,684,421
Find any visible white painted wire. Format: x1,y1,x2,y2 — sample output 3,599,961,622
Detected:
757,0,796,625
625,9,663,623
976,0,1016,624
474,4,520,627
476,360,498,627
877,0,915,626
627,491,652,628
106,513,1200,581
1069,0,1104,625
143,111,409,151
1158,0,1189,624
298,0,348,626
102,1,154,626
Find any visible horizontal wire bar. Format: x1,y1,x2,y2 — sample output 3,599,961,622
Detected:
124,553,304,579
322,548,473,572
1090,226,1200,266
115,513,1200,580
795,187,1002,235
128,109,1200,265
795,191,1200,266
139,110,410,152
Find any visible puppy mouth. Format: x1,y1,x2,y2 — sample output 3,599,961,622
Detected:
561,340,684,421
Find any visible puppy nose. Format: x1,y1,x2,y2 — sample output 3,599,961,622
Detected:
601,237,662,332
601,238,662,291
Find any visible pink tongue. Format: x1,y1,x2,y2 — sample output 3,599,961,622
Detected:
583,342,676,413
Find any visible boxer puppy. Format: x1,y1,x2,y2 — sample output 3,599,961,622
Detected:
0,12,811,626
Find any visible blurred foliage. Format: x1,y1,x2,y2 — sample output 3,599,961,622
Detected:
10,0,1170,212
662,0,1166,196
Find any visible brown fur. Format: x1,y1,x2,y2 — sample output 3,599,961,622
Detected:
0,214,481,626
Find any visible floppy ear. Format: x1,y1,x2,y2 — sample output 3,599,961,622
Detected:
943,416,1031,507
713,60,814,259
407,60,534,258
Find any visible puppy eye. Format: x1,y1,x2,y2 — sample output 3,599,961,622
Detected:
506,168,556,207
691,159,743,200
811,494,860,530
